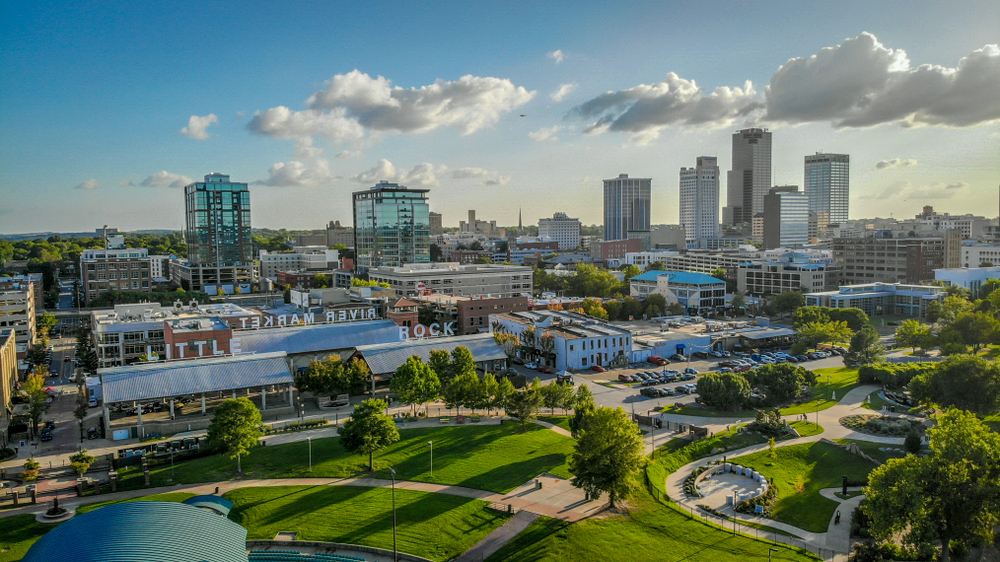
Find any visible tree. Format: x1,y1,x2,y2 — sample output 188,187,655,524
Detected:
844,324,886,368
773,291,805,316
570,384,596,438
25,343,48,371
646,261,665,272
312,274,330,288
23,369,50,436
604,300,623,321
731,291,747,315
865,409,1000,562
621,265,641,283
896,320,932,354
36,312,57,339
580,297,608,320
710,267,728,283
74,389,89,439
390,356,441,415
743,363,811,404
206,397,264,474
569,407,644,509
442,370,478,413
21,458,40,482
428,349,453,385
297,356,370,397
69,449,96,477
949,311,1000,352
904,426,922,454
924,300,942,323
507,379,543,431
937,295,973,326
695,372,750,411
796,320,852,350
541,380,575,415
338,398,400,471
620,296,643,320
909,355,1000,417
450,346,477,382
492,377,516,414
480,373,499,414
643,294,667,318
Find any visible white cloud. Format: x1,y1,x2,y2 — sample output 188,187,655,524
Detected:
547,50,565,65
336,150,363,159
875,158,918,170
292,137,323,159
351,159,442,187
528,125,563,142
550,83,577,102
180,114,219,140
451,167,509,185
764,33,1000,128
74,179,99,190
257,159,336,187
569,33,1000,140
569,73,761,141
247,106,365,142
484,176,510,186
859,180,969,201
139,171,194,188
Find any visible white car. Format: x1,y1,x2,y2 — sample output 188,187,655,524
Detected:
524,363,538,370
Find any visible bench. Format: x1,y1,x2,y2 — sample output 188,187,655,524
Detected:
439,417,450,424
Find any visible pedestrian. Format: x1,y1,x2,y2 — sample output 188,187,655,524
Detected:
835,510,841,524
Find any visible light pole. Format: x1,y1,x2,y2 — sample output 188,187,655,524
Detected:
308,437,312,472
428,441,433,478
388,466,398,562
768,547,780,562
826,375,831,402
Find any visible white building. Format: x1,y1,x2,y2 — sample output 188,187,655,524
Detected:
805,283,944,319
537,212,581,250
368,262,533,298
934,266,1000,296
148,255,172,280
629,271,727,315
961,243,1000,268
259,246,340,279
490,309,632,370
679,157,720,247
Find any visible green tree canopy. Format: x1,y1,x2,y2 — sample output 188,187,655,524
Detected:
428,349,453,385
743,363,812,404
949,311,1000,352
773,291,805,315
390,356,442,415
338,398,400,471
844,324,886,368
895,319,932,354
296,356,370,396
696,372,751,411
909,355,1000,417
23,369,51,435
570,384,596,438
569,406,644,508
864,409,1000,562
580,297,609,320
643,294,667,318
206,397,264,473
540,380,575,414
507,378,543,431
796,320,853,349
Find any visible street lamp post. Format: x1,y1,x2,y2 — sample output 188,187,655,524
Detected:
769,547,780,562
388,466,398,562
308,437,312,472
428,441,433,478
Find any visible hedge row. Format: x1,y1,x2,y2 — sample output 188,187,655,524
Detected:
857,362,937,390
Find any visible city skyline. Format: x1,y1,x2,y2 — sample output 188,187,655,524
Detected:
1,1,998,234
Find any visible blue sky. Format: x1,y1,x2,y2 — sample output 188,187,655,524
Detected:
1,0,998,234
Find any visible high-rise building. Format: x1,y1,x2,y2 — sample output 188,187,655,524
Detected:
603,174,651,241
538,212,581,250
353,181,430,271
679,156,720,247
725,128,772,228
171,173,257,295
80,247,152,306
428,212,443,236
804,153,849,226
763,186,809,249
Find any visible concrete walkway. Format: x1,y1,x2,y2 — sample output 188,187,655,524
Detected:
456,510,539,562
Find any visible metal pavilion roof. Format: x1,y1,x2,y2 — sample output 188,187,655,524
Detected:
101,352,293,403
235,319,401,355
355,333,507,375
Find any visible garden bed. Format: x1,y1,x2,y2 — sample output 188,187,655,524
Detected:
839,414,924,437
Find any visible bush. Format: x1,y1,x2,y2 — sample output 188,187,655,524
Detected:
904,426,922,454
857,362,936,389
0,447,14,461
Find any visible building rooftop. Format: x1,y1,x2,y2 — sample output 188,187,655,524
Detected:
235,319,401,355
165,317,231,333
354,333,507,375
631,271,725,285
92,301,258,328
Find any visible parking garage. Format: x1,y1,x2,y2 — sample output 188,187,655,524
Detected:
99,351,296,439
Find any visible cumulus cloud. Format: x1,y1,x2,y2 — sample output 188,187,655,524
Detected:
484,176,510,186
74,179,99,190
764,33,1000,128
257,159,337,187
451,167,509,185
547,50,565,65
859,180,969,201
180,114,219,140
351,159,442,187
568,33,999,140
336,150,363,159
550,83,577,102
139,171,194,188
248,106,365,142
568,73,760,142
528,125,563,142
875,158,918,170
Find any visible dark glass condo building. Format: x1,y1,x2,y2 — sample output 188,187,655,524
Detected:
353,181,430,271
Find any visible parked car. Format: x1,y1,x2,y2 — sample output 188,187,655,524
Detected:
684,367,699,374
658,387,676,397
675,385,692,395
556,374,574,386
44,420,55,430
40,430,53,441
648,356,666,365
679,373,696,381
524,362,538,370
734,365,751,372
538,367,554,374
640,387,660,398
618,373,632,382
692,351,709,359
87,427,98,440
590,365,606,372
669,354,686,362
642,379,659,387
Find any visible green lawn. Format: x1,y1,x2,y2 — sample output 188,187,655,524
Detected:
651,425,769,475
119,423,573,494
485,491,819,562
861,389,894,411
0,492,194,562
832,439,909,464
665,367,859,419
537,415,572,432
733,441,877,533
228,486,509,562
787,421,823,437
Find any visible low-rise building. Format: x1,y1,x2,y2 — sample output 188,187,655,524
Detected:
368,262,533,298
805,282,945,319
961,243,1000,268
259,246,339,279
933,266,1000,296
629,271,727,315
490,309,633,370
590,238,643,261
737,252,841,296
412,293,530,335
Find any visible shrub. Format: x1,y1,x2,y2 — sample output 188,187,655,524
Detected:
904,426,922,454
0,447,14,461
857,362,937,389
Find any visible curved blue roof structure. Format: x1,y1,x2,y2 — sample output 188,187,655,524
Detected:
23,501,248,562
183,494,235,517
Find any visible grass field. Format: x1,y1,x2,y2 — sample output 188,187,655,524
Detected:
832,439,909,464
787,421,823,437
664,367,859,419
119,423,574,494
652,425,769,474
228,485,508,562
485,491,819,562
537,415,572,432
0,492,194,562
733,441,877,533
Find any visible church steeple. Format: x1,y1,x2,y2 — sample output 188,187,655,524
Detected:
518,208,523,233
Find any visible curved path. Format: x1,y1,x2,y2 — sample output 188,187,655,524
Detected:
656,381,920,559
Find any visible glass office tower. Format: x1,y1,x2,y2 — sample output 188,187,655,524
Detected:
184,173,253,266
353,181,430,271
804,153,850,226
603,174,651,241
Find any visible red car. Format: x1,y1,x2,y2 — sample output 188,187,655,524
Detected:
538,366,555,374
618,373,631,382
648,356,666,365
591,365,607,372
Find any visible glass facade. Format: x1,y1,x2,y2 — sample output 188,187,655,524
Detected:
353,182,430,271
726,128,772,226
184,173,253,266
603,174,651,241
804,153,849,226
